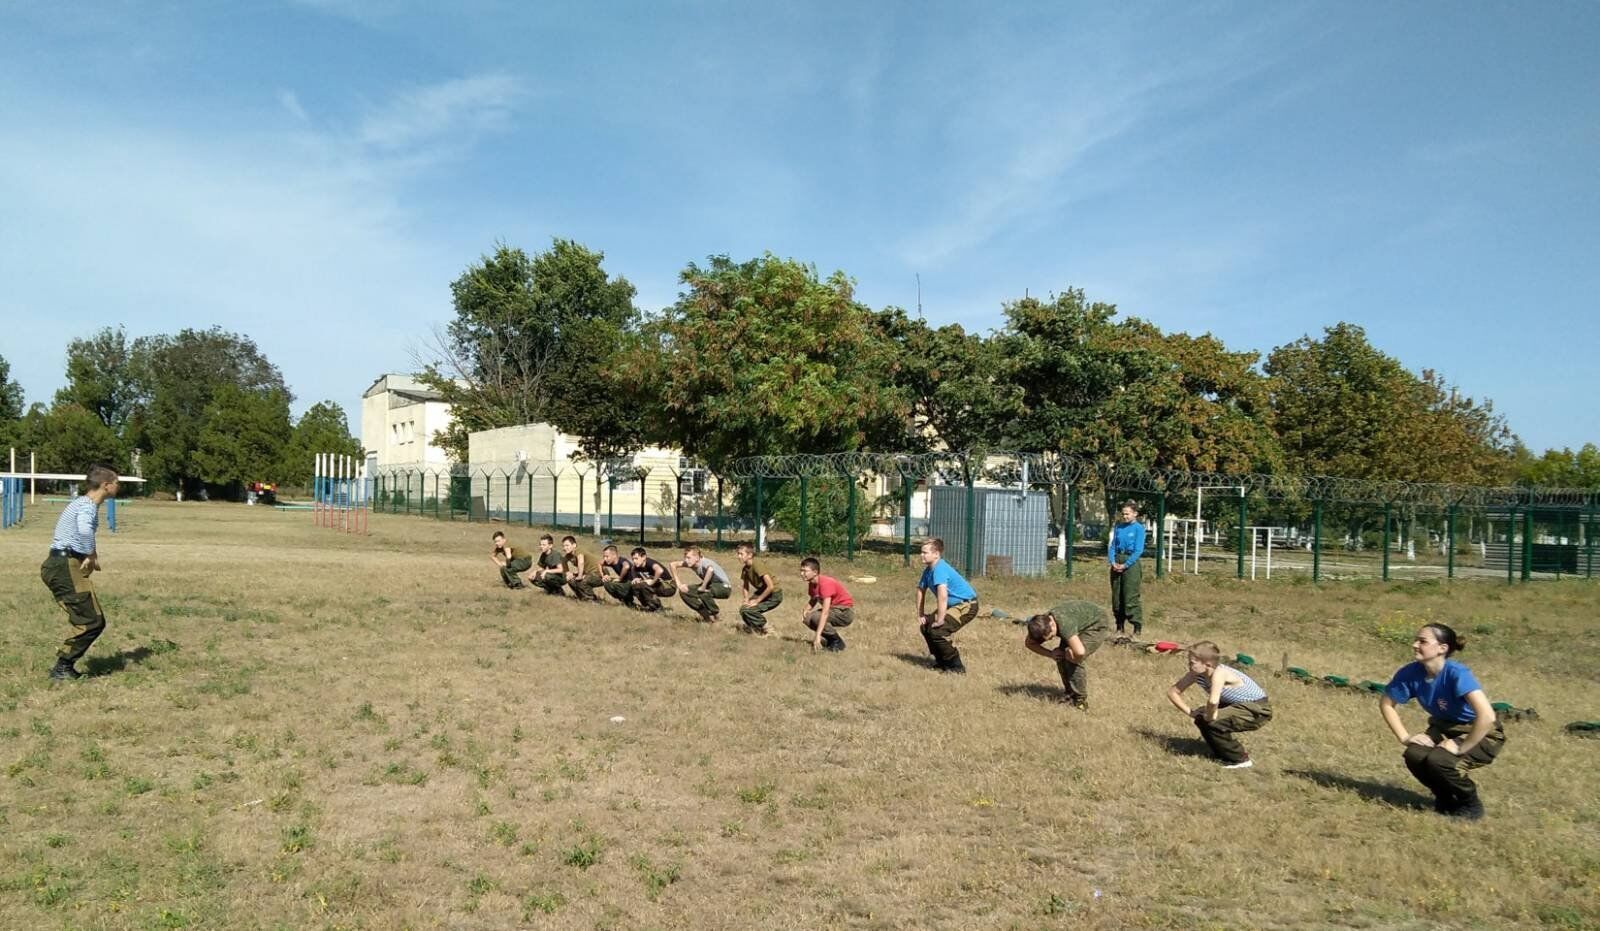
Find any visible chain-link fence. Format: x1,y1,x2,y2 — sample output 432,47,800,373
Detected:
365,452,1599,582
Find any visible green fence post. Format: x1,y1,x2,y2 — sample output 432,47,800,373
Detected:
1313,499,1322,582
1065,484,1076,579
1506,507,1516,584
901,473,912,568
1235,490,1247,580
964,469,977,578
436,473,443,520
1446,504,1456,580
1154,491,1166,578
607,474,615,535
715,476,724,548
846,473,857,562
674,473,682,547
526,474,534,528
1382,502,1391,582
577,473,585,531
639,474,647,547
500,473,507,523
798,475,809,555
552,473,560,529
1587,494,1595,580
755,476,765,552
1522,507,1534,582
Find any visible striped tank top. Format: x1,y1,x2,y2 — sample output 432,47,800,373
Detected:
1197,665,1267,706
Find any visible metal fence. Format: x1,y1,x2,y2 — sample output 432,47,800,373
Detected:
366,452,1599,583
1,477,23,529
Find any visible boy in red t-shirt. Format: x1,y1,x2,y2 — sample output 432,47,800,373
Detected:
799,557,854,652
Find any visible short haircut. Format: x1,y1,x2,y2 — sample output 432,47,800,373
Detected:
1025,613,1054,642
736,542,755,553
539,533,554,544
1187,640,1223,665
492,531,506,541
561,535,576,545
683,545,701,556
1119,499,1139,514
602,545,618,555
800,556,821,572
630,547,648,557
85,465,119,491
922,538,945,555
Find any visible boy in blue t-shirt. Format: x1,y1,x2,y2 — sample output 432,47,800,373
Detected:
915,538,980,673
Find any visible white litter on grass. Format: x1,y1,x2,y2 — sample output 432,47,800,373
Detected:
849,576,878,583
609,716,626,723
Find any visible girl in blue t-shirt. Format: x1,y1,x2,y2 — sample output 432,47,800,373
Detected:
1378,624,1505,820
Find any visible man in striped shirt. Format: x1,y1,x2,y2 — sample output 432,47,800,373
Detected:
39,465,121,680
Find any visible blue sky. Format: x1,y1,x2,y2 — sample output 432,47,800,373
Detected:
2,1,1596,452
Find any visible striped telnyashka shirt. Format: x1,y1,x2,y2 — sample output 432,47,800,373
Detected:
1197,665,1268,706
51,495,100,555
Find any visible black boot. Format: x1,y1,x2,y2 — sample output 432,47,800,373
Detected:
1448,793,1485,821
49,657,80,680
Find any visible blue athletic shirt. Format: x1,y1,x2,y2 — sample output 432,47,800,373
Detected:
1108,520,1145,567
918,559,976,604
1384,659,1483,723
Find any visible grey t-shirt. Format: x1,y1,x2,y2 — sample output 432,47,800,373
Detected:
694,557,731,586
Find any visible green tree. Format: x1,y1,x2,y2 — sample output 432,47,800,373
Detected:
1114,324,1284,474
631,254,910,469
1266,323,1512,483
15,403,124,474
193,385,293,497
128,327,290,493
55,327,137,431
281,401,363,486
1514,443,1600,488
876,310,1022,454
993,289,1158,464
418,239,641,465
0,352,24,423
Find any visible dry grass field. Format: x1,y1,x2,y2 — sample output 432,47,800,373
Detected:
2,501,1597,930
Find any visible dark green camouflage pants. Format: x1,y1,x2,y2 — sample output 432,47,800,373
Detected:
680,581,732,620
41,554,106,662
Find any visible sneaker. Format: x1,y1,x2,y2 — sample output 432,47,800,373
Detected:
1221,759,1254,769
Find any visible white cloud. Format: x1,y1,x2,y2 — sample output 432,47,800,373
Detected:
277,88,309,122
357,73,524,153
0,73,528,419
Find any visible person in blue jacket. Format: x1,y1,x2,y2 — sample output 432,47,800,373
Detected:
1379,623,1504,820
915,538,980,673
1108,500,1145,636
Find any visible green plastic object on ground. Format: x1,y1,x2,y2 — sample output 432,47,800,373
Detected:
1323,675,1350,687
1564,721,1600,737
1287,667,1311,679
1491,701,1513,712
1358,680,1385,693
1235,653,1255,665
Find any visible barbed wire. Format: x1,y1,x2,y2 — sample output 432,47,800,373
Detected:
365,452,1596,509
722,450,1598,509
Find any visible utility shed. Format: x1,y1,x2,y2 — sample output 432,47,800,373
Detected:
928,485,1050,577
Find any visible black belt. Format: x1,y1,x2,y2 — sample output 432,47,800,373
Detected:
48,547,90,560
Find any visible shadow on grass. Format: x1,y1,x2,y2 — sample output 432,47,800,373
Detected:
84,641,177,677
996,682,1064,702
1283,769,1433,811
1130,726,1213,760
890,651,938,671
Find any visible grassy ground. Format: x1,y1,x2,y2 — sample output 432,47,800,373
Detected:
1,501,1597,930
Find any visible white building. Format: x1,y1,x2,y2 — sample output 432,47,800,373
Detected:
360,374,458,468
